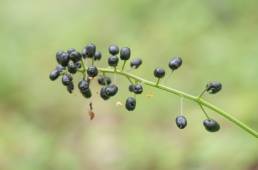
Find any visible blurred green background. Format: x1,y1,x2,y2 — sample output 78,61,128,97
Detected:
0,0,258,169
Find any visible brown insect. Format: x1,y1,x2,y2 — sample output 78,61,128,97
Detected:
88,102,95,120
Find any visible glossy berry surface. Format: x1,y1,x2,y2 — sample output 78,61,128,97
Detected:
154,67,165,78
82,43,96,58
128,84,134,92
55,65,65,73
108,56,119,67
130,58,142,69
125,97,136,111
67,48,76,55
98,76,112,86
78,80,90,92
94,51,102,60
87,66,98,77
133,84,143,94
62,74,73,86
203,119,220,132
120,47,131,60
169,57,182,71
69,51,82,62
100,87,110,100
109,45,119,55
175,115,187,129
81,88,92,98
206,82,222,94
66,82,74,93
67,61,77,74
49,69,60,81
56,51,69,67
105,84,118,97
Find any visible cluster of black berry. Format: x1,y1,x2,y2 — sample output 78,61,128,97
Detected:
175,82,222,132
49,43,143,112
49,42,222,133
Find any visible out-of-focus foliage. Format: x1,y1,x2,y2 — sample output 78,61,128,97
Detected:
0,0,258,169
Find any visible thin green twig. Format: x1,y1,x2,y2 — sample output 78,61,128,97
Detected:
78,61,258,138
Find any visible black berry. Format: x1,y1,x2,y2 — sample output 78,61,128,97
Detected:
62,74,73,86
154,67,165,78
120,47,131,60
169,57,182,71
67,60,77,74
203,119,220,132
81,88,92,98
108,56,119,67
206,82,222,94
98,76,112,86
67,48,76,55
175,115,187,129
100,87,110,100
125,97,136,111
69,51,82,62
55,65,65,73
128,84,134,92
82,43,96,58
56,51,69,67
87,66,98,77
78,80,90,92
133,84,143,94
49,69,60,81
130,58,142,69
66,82,74,93
109,45,119,55
94,51,102,60
105,84,118,97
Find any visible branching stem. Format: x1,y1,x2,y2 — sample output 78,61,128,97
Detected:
80,63,258,138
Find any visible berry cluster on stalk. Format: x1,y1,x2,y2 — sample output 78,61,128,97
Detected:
49,42,223,133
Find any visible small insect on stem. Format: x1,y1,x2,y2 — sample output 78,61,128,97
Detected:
88,102,95,120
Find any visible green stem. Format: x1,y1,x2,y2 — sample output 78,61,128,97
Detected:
95,67,258,138
80,59,87,79
121,61,127,71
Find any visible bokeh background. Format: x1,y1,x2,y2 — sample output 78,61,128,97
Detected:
0,0,258,169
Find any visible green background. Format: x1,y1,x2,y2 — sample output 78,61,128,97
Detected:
0,0,258,169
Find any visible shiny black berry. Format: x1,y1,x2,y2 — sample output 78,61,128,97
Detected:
81,88,92,98
67,61,77,74
108,56,119,67
128,84,134,92
169,57,182,71
82,43,96,58
154,68,165,78
100,87,110,100
109,45,119,55
98,76,112,86
105,84,118,97
66,82,74,93
130,58,142,69
120,47,131,60
175,115,187,129
55,65,65,73
67,48,76,55
94,51,102,60
62,74,73,86
78,80,90,92
69,51,82,62
125,97,136,111
133,84,143,94
87,66,98,77
56,51,69,67
49,69,60,81
203,119,220,132
206,82,222,94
